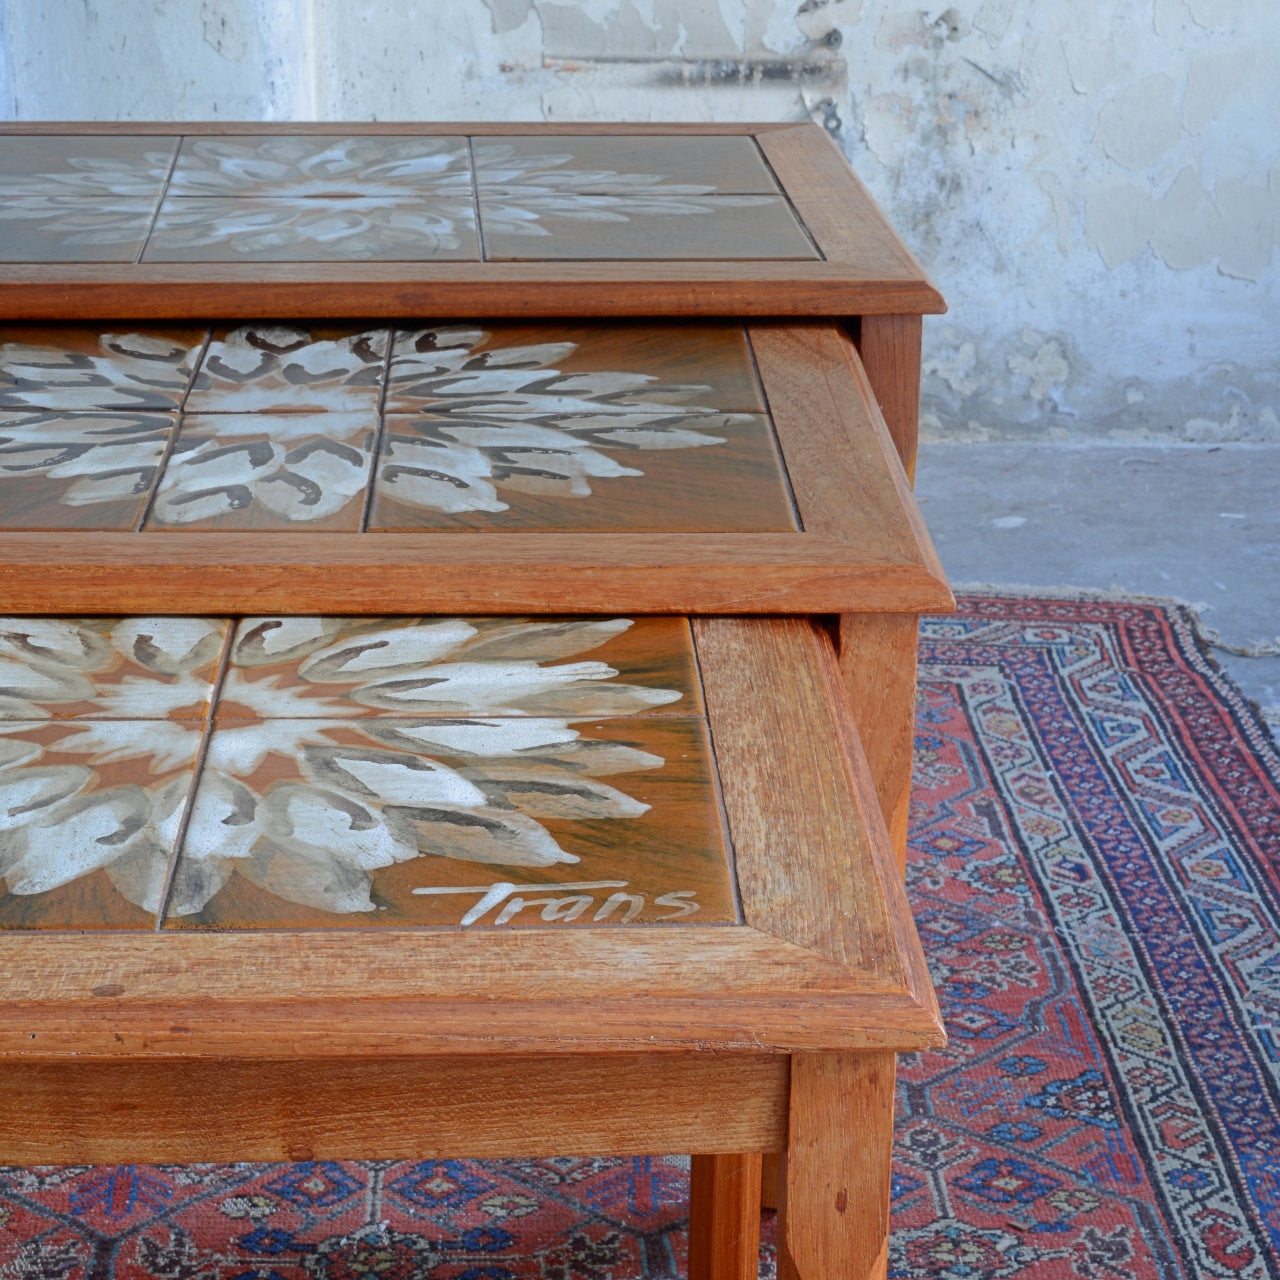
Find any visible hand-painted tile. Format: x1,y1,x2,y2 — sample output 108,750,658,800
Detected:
0,327,205,411
476,135,780,195
0,135,178,197
185,325,388,414
169,135,472,197
164,715,734,929
480,195,818,260
144,412,376,531
0,196,157,262
0,411,174,529
0,718,203,929
217,615,701,721
0,616,229,720
385,324,764,415
141,196,480,262
368,412,796,532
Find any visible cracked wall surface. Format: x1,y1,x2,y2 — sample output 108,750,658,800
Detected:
1,0,1276,441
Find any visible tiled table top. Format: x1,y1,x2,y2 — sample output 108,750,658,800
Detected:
0,613,736,931
0,133,816,263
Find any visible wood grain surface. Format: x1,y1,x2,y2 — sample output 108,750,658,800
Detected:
689,1154,766,1280
857,314,924,481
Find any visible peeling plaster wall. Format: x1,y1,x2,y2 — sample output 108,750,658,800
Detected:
2,0,1277,441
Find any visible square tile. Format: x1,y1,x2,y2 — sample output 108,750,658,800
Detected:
141,196,480,262
169,135,472,197
0,411,174,529
216,616,703,721
368,412,797,533
163,715,734,929
144,412,377,531
479,194,818,260
475,135,780,194
0,326,206,411
0,135,178,197
385,323,765,415
0,616,229,720
186,325,390,414
0,718,203,929
0,196,157,262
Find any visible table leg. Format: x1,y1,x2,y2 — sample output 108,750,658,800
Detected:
760,1152,780,1210
778,1052,896,1280
857,314,923,484
837,613,918,874
689,1153,763,1280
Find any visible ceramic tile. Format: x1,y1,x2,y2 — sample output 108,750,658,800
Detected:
368,412,796,533
0,616,229,720
0,411,174,529
141,196,480,262
145,412,376,531
0,717,203,929
216,615,702,721
0,196,157,262
0,135,178,197
185,325,389,414
164,715,734,929
480,195,818,260
385,323,764,415
169,135,472,197
0,327,205,411
475,135,780,195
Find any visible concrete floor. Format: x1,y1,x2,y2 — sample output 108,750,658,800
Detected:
914,442,1280,737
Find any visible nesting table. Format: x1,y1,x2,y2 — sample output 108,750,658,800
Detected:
0,124,949,1280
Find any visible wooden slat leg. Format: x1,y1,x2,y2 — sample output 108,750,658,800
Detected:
690,1153,763,1280
837,613,918,874
778,1052,896,1280
760,1152,780,1210
857,314,923,483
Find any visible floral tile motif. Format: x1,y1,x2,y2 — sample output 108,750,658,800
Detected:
168,135,472,197
0,615,229,720
0,327,205,411
0,411,174,529
165,713,731,928
475,135,781,194
216,616,701,720
185,325,388,414
0,718,201,929
141,197,480,262
145,412,376,530
0,135,178,196
0,197,158,262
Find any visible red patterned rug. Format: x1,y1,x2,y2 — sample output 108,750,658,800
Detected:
3,592,1278,1280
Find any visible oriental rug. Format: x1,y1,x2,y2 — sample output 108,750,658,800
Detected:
2,591,1278,1280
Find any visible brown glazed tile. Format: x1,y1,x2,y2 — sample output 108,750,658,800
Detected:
164,715,734,929
0,411,174,529
141,196,481,262
385,322,765,414
186,324,389,414
169,135,472,197
0,616,229,720
0,718,204,930
368,412,797,533
480,195,818,260
144,412,376,531
0,135,178,196
475,134,780,194
0,197,157,262
216,615,703,721
0,326,205,411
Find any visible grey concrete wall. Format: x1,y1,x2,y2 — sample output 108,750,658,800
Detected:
2,0,1276,443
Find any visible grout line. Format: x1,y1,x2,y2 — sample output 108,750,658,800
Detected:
360,325,398,531
134,137,183,265
153,621,236,930
742,323,805,533
465,136,489,263
133,327,213,532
